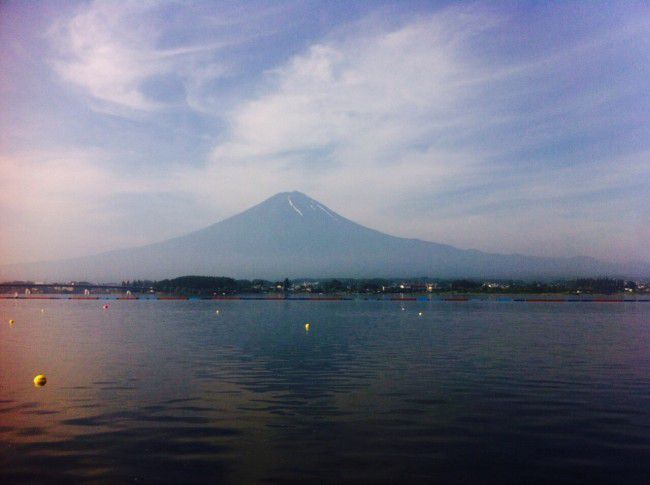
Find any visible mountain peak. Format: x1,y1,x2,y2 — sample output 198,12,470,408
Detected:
283,190,308,196
256,191,342,222
270,190,312,201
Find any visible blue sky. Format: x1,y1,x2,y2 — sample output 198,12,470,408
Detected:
0,0,648,265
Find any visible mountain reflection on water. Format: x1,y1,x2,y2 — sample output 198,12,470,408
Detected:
1,300,649,483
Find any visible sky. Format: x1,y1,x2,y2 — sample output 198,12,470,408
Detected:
0,0,648,265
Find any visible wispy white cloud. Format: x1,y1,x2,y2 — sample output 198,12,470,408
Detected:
47,0,267,116
50,1,169,112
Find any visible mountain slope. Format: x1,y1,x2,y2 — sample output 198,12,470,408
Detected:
1,191,647,281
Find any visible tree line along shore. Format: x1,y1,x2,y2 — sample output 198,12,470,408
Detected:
2,276,647,297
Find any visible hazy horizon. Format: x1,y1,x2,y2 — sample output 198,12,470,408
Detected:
1,1,649,266
5,189,650,270
2,190,648,282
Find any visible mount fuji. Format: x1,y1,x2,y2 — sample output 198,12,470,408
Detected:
1,191,647,282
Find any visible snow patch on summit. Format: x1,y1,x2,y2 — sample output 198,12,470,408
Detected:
316,203,336,220
287,196,303,217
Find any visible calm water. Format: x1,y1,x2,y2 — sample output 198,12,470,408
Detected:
1,300,649,483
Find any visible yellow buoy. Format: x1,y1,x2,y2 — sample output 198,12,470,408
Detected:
9,319,14,326
304,323,311,331
33,374,47,387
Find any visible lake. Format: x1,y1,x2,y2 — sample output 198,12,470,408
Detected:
1,299,649,483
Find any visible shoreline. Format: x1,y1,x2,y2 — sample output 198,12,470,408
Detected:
2,293,649,303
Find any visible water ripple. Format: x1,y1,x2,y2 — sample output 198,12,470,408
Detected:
1,300,649,483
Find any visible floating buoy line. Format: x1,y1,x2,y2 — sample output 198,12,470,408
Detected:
2,295,647,391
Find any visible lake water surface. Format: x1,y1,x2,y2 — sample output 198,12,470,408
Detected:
1,300,649,483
